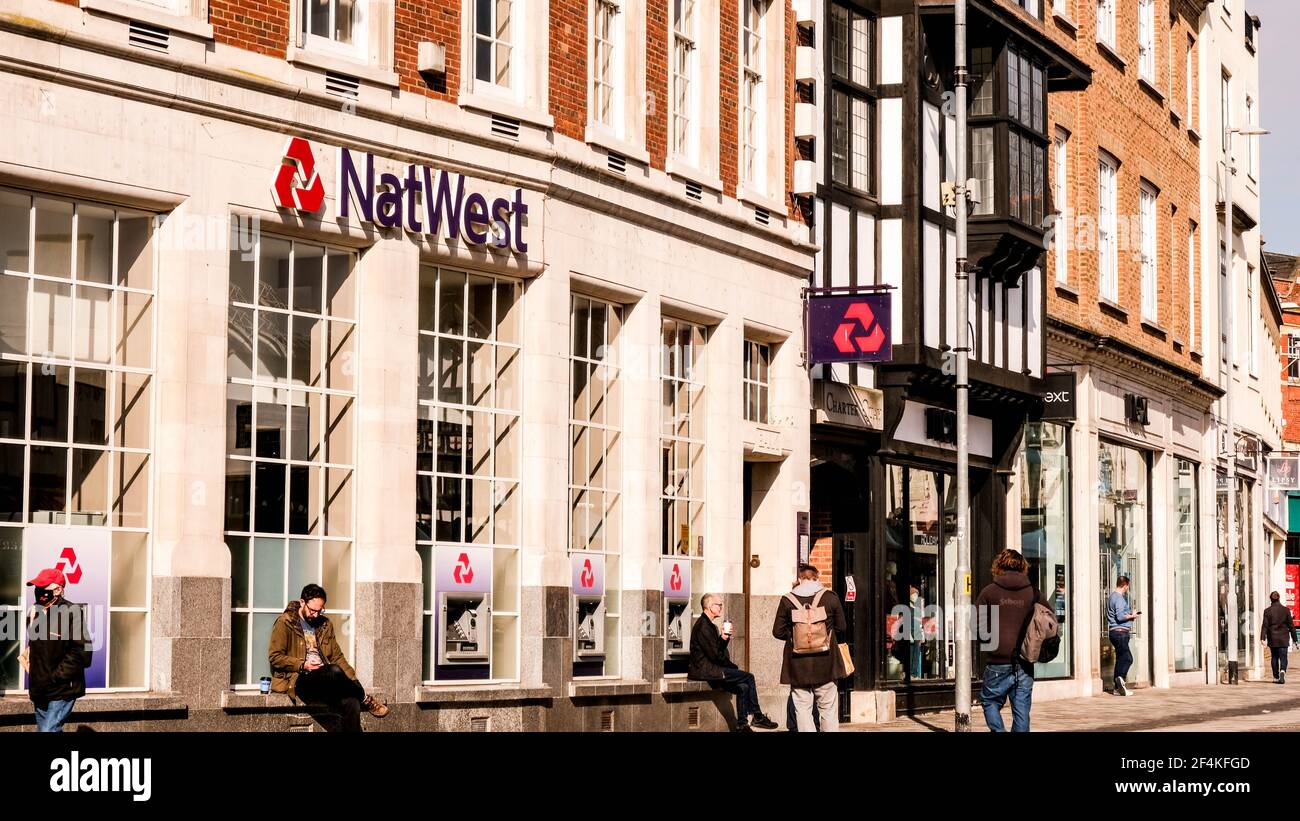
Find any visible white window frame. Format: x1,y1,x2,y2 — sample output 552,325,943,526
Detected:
740,0,768,193
1098,152,1119,303
1247,264,1257,375
1188,221,1197,350
742,339,770,424
1221,70,1232,156
1139,182,1158,322
591,0,624,133
1096,0,1115,49
1288,335,1300,380
1185,36,1195,123
300,0,369,61
471,0,518,98
671,0,700,164
1245,95,1257,181
1138,0,1155,82
1053,127,1069,284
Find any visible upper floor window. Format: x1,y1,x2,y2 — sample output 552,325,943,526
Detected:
1098,152,1119,302
741,0,769,190
672,0,700,161
1245,95,1257,179
1288,335,1300,380
302,0,366,57
1187,221,1197,350
1053,127,1070,284
742,340,770,424
1221,69,1232,156
1014,0,1041,19
592,0,622,130
1185,36,1195,120
829,3,874,195
1139,182,1158,322
475,0,515,90
1138,0,1155,82
1006,46,1046,226
1096,0,1116,49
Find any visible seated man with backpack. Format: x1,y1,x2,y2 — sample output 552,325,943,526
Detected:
772,563,848,732
974,549,1060,733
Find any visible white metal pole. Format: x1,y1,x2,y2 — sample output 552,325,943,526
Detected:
1224,131,1238,683
953,0,972,731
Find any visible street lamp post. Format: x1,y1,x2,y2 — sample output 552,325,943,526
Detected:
1222,124,1268,684
953,0,972,731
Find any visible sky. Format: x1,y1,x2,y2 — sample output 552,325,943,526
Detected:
1256,0,1300,254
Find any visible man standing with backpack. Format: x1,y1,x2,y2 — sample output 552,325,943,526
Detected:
773,564,847,732
974,549,1050,733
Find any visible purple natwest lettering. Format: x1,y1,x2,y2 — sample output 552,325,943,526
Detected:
337,147,528,253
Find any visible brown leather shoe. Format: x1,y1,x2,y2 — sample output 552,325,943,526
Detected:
363,695,390,718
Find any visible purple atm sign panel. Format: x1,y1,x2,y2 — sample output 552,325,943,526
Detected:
805,292,893,365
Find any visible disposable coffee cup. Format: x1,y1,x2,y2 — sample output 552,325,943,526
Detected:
722,620,733,636
259,676,272,694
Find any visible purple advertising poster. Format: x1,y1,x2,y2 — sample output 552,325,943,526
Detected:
25,527,110,690
435,546,493,595
661,558,691,601
571,552,605,598
805,292,893,365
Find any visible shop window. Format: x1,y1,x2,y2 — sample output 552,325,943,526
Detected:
742,339,769,424
1172,459,1200,671
1098,441,1149,686
569,295,623,677
0,188,156,693
225,227,357,687
416,266,522,683
1018,422,1071,679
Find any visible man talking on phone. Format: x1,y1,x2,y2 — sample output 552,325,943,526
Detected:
1107,576,1140,696
688,593,778,731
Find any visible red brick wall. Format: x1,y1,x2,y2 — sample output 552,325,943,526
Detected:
549,0,587,140
210,0,290,58
1045,0,1201,372
719,0,738,194
394,0,460,101
646,0,669,169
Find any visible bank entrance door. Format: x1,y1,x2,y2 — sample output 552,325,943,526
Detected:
1097,440,1151,689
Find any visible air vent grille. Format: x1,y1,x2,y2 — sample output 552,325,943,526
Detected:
491,114,521,140
607,152,627,174
128,20,170,52
685,181,703,201
754,207,771,225
325,71,361,101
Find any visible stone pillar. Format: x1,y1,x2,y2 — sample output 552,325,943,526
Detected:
149,194,232,707
351,237,423,703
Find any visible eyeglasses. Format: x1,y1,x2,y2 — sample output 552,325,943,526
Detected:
303,603,325,617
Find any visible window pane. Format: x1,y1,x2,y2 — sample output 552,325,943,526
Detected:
325,251,355,319
288,538,319,602
254,462,286,533
258,237,291,309
258,311,289,383
225,458,251,532
117,212,153,290
1008,132,1020,219
109,529,148,609
308,0,329,37
293,244,324,315
439,269,466,336
494,481,519,544
495,280,520,344
29,445,67,523
0,274,26,356
229,222,255,304
76,205,115,285
438,338,465,405
71,448,108,524
108,611,147,688
0,527,17,601
31,365,70,442
1007,51,1020,122
253,537,286,609
33,199,72,279
436,476,463,542
322,539,351,610
117,291,152,369
228,304,254,381
852,97,870,192
325,395,353,465
476,38,492,83
230,612,249,685
495,413,520,478
830,4,848,79
0,361,26,440
250,613,277,682
288,402,311,462
831,90,849,186
325,467,352,537
255,401,286,459
74,285,112,363
496,345,521,411
851,11,870,87
113,451,148,528
291,314,321,388
31,279,72,359
229,535,250,608
0,191,30,275
72,367,108,445
0,445,22,522
325,321,354,390
468,275,494,340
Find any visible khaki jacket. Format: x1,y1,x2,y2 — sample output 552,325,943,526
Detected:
267,601,356,698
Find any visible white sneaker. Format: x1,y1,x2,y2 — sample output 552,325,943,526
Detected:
1114,676,1130,696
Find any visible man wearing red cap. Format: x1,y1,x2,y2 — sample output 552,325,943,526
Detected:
24,567,92,732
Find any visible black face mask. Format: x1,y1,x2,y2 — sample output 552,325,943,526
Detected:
33,587,55,606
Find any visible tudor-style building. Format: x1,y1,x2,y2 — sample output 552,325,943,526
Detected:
801,0,1089,715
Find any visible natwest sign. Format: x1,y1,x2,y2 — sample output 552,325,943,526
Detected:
805,291,893,365
270,139,529,254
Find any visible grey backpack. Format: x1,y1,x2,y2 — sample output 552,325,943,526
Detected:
1019,590,1061,664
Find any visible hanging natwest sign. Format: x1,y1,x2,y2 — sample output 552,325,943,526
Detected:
271,137,529,253
805,291,893,365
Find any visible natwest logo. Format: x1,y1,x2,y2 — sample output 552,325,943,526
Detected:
453,552,474,585
832,301,886,355
805,291,892,365
271,137,326,214
580,559,594,589
669,564,682,592
56,547,82,585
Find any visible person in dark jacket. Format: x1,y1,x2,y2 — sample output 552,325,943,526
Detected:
1260,591,1298,684
687,593,777,731
24,567,92,733
267,583,389,732
773,564,847,732
974,549,1038,732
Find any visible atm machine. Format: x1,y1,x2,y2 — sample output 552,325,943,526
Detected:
439,591,491,666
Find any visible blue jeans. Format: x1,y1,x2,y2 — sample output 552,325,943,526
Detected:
1271,646,1289,679
34,698,76,733
717,668,760,725
1109,629,1133,682
980,663,1033,732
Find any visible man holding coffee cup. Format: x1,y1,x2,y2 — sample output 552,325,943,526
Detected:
687,593,778,731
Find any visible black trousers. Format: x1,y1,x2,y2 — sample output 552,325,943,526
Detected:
296,664,365,733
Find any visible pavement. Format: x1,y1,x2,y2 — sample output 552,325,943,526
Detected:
843,680,1300,731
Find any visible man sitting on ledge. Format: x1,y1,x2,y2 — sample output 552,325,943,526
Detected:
687,592,778,732
268,583,390,732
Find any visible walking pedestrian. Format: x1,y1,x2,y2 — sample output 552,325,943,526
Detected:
773,564,847,732
974,549,1038,732
1260,591,1298,684
1107,576,1140,696
687,593,778,731
23,568,92,733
